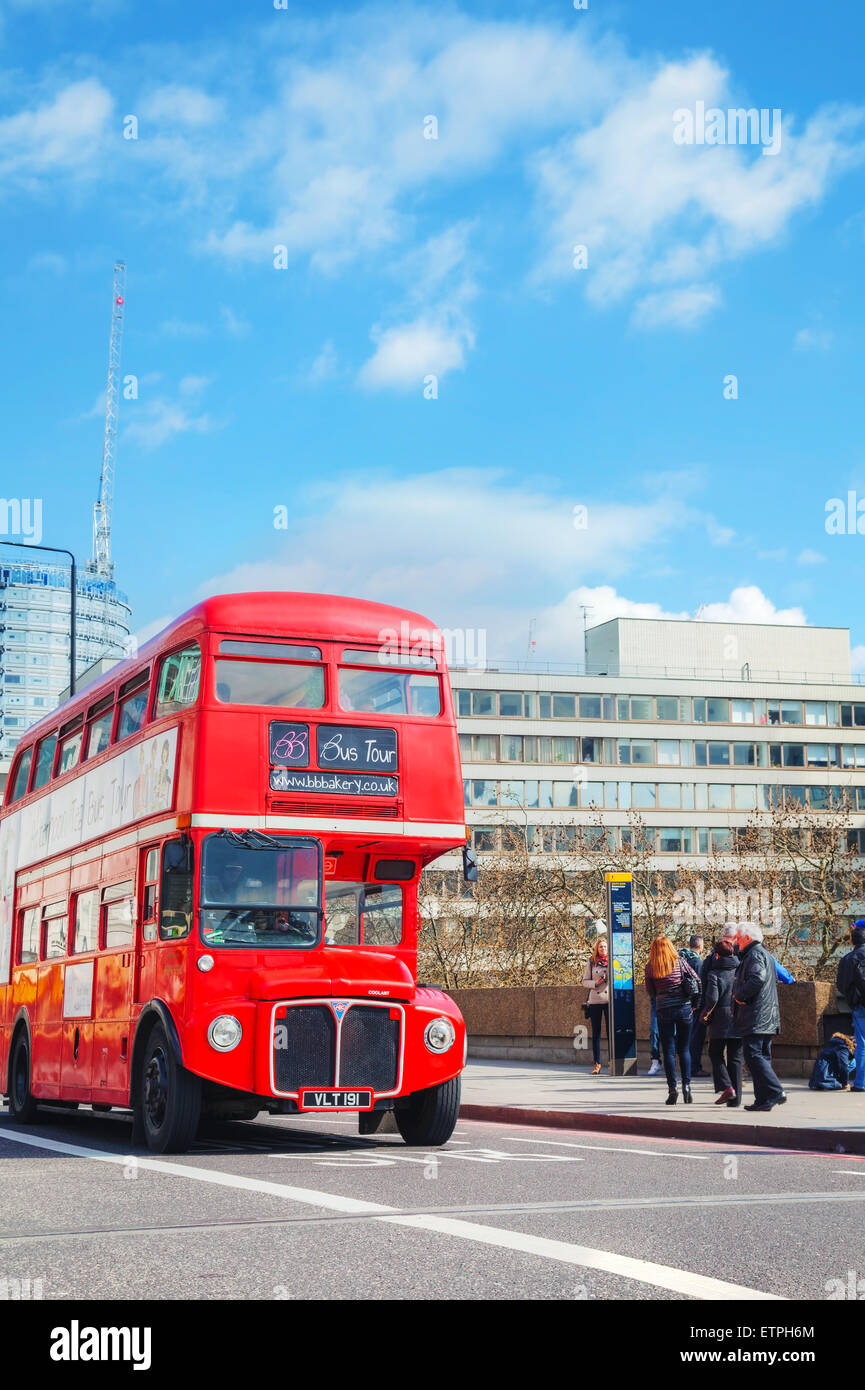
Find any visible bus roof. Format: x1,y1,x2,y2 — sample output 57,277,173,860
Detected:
15,591,447,748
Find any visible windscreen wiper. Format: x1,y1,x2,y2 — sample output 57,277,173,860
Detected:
217,828,290,852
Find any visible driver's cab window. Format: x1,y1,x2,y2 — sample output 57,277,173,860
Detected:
324,882,403,947
159,839,194,940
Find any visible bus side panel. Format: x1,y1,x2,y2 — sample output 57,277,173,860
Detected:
92,951,134,1102
32,963,64,1097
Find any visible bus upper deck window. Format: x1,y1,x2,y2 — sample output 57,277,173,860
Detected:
214,659,325,709
156,645,201,718
31,732,58,791
338,668,441,717
8,747,33,801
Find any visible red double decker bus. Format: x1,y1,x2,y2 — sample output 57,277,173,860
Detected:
0,593,470,1152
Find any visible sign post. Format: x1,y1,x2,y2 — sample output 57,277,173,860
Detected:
605,872,637,1075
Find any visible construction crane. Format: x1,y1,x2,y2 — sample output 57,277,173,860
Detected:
89,261,126,579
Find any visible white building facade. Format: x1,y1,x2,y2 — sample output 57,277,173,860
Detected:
447,619,865,871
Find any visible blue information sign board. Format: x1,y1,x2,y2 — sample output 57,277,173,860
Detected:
606,873,637,1075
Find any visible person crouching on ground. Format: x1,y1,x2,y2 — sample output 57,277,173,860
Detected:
809,1033,856,1091
730,922,787,1113
582,935,610,1075
700,934,743,1107
644,936,701,1105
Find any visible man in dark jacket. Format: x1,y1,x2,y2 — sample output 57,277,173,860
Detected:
731,922,786,1112
836,923,865,1093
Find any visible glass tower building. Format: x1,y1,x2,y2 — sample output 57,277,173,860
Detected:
0,560,132,792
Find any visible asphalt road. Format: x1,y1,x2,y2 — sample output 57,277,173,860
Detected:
1,1101,864,1303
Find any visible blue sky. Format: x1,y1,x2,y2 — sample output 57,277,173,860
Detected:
2,0,865,665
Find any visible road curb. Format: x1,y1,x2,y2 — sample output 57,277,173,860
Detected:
459,1103,865,1155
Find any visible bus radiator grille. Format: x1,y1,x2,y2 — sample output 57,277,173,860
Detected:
273,1005,336,1092
267,798,401,819
338,1006,400,1091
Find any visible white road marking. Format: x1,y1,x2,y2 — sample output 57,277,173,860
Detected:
0,1126,782,1301
506,1136,711,1160
834,1170,865,1177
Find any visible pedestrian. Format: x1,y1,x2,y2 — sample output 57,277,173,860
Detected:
835,922,865,1094
700,934,743,1106
680,933,709,1077
808,1033,856,1091
647,996,662,1076
730,922,787,1112
582,935,609,1075
644,936,701,1104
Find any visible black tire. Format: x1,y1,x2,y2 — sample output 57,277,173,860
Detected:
9,1034,38,1125
395,1076,461,1147
136,1023,202,1153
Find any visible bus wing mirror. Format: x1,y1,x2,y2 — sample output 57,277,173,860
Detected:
462,846,478,883
164,840,190,872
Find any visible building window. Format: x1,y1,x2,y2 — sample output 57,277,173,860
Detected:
501,735,524,761
579,695,602,719
470,691,495,717
552,694,576,719
473,827,499,852
499,692,523,718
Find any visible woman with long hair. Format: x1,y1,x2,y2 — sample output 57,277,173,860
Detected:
581,935,610,1075
644,935,700,1104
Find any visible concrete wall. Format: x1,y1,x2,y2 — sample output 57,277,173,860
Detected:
451,982,841,1077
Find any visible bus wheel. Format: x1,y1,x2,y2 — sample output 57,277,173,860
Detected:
9,1035,38,1125
395,1076,461,1147
138,1024,202,1154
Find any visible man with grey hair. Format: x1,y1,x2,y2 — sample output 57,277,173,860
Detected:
730,922,786,1112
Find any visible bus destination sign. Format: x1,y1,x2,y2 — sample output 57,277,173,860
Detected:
316,725,398,772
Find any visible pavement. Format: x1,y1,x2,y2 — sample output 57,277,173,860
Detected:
460,1058,865,1155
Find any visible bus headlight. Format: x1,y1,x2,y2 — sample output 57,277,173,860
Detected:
208,1015,242,1052
424,1017,456,1054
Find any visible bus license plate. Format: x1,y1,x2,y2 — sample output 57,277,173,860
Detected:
299,1089,373,1110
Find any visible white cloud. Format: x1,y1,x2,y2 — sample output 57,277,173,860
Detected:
158,318,207,338
533,584,809,658
532,54,864,325
631,285,721,331
220,305,250,338
141,85,224,128
178,375,212,395
358,314,474,390
0,79,113,182
26,251,67,274
124,396,215,449
694,585,807,625
301,339,339,385
195,467,744,662
793,326,834,351
797,547,826,565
